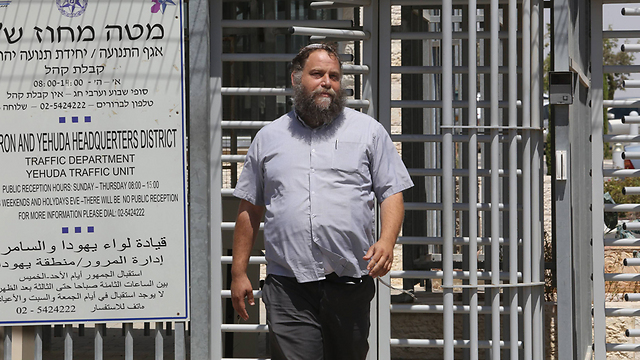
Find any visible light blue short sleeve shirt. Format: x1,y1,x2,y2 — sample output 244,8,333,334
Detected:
233,108,414,283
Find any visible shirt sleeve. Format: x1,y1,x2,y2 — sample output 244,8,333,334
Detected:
233,135,265,206
369,123,414,202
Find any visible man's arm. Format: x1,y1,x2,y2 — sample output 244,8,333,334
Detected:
231,199,265,320
363,192,405,278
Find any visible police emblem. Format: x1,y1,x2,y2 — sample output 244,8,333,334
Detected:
56,0,88,18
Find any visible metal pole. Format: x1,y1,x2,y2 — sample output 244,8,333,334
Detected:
508,0,519,358
521,0,533,358
442,1,454,359
188,0,213,358
468,1,479,359
63,325,72,360
490,0,501,357
5,327,12,360
591,1,606,358
530,0,545,358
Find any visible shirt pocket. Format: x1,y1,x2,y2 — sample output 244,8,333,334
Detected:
331,141,365,173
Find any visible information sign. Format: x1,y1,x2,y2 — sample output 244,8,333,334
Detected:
0,0,189,325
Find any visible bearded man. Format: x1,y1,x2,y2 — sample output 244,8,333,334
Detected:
230,43,413,360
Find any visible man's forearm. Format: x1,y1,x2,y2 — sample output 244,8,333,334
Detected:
231,200,265,277
379,192,405,245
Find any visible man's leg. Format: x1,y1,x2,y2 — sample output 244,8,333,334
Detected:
319,275,375,360
262,275,324,360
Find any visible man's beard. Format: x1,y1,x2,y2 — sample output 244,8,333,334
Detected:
292,84,346,128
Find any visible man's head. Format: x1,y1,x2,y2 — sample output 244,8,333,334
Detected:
291,43,346,128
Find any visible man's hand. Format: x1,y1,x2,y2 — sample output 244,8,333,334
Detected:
363,239,395,278
364,192,404,278
230,274,255,321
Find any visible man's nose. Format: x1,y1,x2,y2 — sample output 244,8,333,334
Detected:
320,74,332,88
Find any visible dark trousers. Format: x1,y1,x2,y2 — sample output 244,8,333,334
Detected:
262,274,376,360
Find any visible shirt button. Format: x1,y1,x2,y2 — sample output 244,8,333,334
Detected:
311,149,316,153
311,191,315,195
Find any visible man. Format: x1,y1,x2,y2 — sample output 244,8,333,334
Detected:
231,43,413,360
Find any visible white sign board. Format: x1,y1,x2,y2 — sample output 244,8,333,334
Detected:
0,0,188,325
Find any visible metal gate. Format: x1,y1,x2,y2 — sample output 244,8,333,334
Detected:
591,1,640,359
208,0,546,359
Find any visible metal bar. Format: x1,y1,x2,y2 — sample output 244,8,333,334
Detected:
622,7,640,15
624,293,640,301
390,270,522,280
605,308,640,317
4,327,11,360
623,187,640,195
221,19,352,28
604,30,640,38
220,53,353,62
605,343,640,351
443,10,456,360
124,323,133,360
390,31,521,40
389,339,522,348
468,2,479,357
605,204,640,212
311,0,372,7
391,65,520,74
390,99,521,108
174,322,185,360
221,290,263,298
403,201,512,211
522,0,534,357
508,0,519,356
624,80,640,88
189,0,215,358
531,0,545,357
605,238,640,246
94,324,105,360
604,99,640,107
35,326,43,360
626,329,640,337
290,26,370,40
221,121,272,129
221,88,292,95
152,322,162,360
397,236,514,246
64,325,72,360
604,65,640,73
624,258,640,266
603,168,640,177
604,273,640,281
392,134,524,143
391,304,522,314
622,116,640,123
220,256,266,264
392,0,519,4
220,325,269,332
490,1,502,359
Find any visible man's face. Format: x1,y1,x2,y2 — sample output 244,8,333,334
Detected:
294,50,342,109
291,49,345,128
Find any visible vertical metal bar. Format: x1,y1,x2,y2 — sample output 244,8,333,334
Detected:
591,1,606,358
490,0,501,358
34,326,42,360
442,1,454,359
210,0,224,357
508,0,519,358
124,323,133,360
521,0,533,358
154,322,163,360
530,0,545,358
363,3,380,358
174,322,185,360
94,324,104,360
5,327,12,360
376,2,391,359
468,1,479,359
188,0,213,358
63,324,72,360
